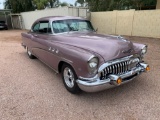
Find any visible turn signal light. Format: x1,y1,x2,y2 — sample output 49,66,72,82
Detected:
116,78,122,85
146,66,150,71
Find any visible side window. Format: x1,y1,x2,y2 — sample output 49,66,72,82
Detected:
32,23,40,32
39,21,52,34
52,21,69,33
78,22,88,29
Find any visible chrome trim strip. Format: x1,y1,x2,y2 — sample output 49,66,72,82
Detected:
109,66,111,73
115,65,117,74
123,62,125,73
112,65,115,74
125,62,127,71
107,67,110,74
120,63,122,73
117,63,120,73
104,69,107,78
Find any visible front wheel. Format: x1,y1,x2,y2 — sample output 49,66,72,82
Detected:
62,64,81,94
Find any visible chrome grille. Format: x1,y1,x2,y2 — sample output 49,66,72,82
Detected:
100,59,139,80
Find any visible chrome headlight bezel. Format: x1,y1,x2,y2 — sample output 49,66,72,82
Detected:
141,45,147,55
88,56,99,74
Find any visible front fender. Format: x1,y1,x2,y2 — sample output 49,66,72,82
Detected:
133,43,146,55
53,42,104,78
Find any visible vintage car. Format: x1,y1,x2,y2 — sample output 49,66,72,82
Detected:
21,16,150,94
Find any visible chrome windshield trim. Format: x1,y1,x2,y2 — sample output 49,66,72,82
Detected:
98,55,134,72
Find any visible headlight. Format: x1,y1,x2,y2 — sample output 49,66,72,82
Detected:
88,57,99,74
141,46,147,55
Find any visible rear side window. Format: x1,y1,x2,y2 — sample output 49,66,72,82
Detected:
39,23,48,29
32,21,52,34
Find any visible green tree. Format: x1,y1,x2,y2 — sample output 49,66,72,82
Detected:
76,0,157,11
75,0,85,7
48,0,60,8
4,0,61,12
4,0,34,13
59,2,68,7
33,0,48,10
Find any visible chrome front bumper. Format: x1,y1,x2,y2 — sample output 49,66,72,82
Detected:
77,63,149,92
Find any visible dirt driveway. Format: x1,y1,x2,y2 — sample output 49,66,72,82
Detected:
0,30,160,120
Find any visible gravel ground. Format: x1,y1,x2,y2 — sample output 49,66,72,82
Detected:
0,30,160,120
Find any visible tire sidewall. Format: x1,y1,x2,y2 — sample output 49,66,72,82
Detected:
62,64,81,94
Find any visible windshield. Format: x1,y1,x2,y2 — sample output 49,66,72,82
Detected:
52,19,94,33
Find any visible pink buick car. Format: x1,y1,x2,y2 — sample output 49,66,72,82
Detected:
21,16,150,94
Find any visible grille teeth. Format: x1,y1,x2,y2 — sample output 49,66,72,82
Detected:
100,60,138,80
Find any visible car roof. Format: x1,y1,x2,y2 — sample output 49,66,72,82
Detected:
35,16,88,22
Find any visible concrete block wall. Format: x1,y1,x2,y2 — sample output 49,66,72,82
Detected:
132,10,160,38
156,0,160,9
91,11,117,35
91,9,160,38
21,7,68,30
116,10,135,36
21,7,88,30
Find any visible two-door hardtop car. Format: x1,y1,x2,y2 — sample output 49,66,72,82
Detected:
21,16,150,94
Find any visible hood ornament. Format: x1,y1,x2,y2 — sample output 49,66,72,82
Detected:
118,35,127,42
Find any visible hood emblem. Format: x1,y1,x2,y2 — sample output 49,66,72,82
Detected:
118,35,127,42
122,49,133,54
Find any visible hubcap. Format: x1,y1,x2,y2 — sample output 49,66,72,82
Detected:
63,67,75,88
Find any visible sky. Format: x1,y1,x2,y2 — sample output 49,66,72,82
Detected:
0,0,5,9
0,0,76,9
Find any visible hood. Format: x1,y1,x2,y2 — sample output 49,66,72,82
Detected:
53,32,135,62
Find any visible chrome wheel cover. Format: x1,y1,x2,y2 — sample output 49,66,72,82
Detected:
63,67,75,88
